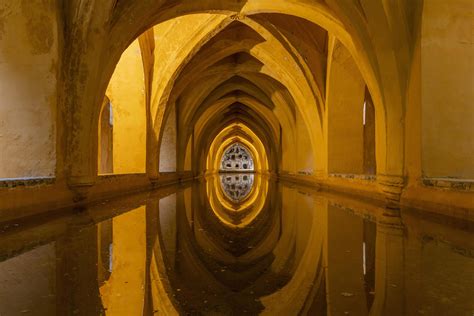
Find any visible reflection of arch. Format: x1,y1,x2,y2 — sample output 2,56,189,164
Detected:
207,174,268,228
98,97,113,174
206,123,270,174
220,143,254,171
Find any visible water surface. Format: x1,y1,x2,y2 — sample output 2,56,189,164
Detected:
0,175,473,315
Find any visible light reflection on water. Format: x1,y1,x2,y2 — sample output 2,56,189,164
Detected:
0,175,473,315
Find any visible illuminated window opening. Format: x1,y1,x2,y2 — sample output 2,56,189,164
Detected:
220,143,254,172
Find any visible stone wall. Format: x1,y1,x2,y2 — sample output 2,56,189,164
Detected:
0,0,58,178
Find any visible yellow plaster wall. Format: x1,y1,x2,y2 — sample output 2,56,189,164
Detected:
421,0,474,179
326,41,366,174
405,23,423,186
106,40,146,174
0,0,58,178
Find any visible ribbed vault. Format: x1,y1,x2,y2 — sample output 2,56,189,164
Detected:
55,0,423,207
151,16,330,178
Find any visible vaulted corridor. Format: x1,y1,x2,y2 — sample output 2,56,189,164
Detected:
0,1,473,315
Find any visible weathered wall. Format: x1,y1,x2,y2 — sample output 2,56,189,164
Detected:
421,0,474,179
326,41,366,174
106,40,146,174
159,102,177,172
405,18,423,186
401,4,474,215
0,0,58,178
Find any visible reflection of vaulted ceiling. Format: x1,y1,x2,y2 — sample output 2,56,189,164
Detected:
154,15,329,173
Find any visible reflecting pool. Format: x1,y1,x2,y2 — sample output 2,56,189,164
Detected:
0,175,473,315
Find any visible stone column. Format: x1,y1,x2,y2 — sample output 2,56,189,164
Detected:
377,174,405,209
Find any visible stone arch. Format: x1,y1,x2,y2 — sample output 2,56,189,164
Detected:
62,1,409,204
152,19,325,176
201,115,274,175
101,39,147,175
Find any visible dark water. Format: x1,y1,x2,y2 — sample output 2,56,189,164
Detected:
0,175,473,316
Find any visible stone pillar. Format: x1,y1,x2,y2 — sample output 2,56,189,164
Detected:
377,174,405,209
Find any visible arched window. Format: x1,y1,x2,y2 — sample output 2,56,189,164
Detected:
220,143,254,171
363,89,376,175
98,100,114,174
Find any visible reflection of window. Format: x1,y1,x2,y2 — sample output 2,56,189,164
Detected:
108,243,113,273
220,143,254,171
98,219,113,284
220,173,254,203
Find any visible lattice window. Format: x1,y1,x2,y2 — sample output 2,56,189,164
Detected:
220,143,254,171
